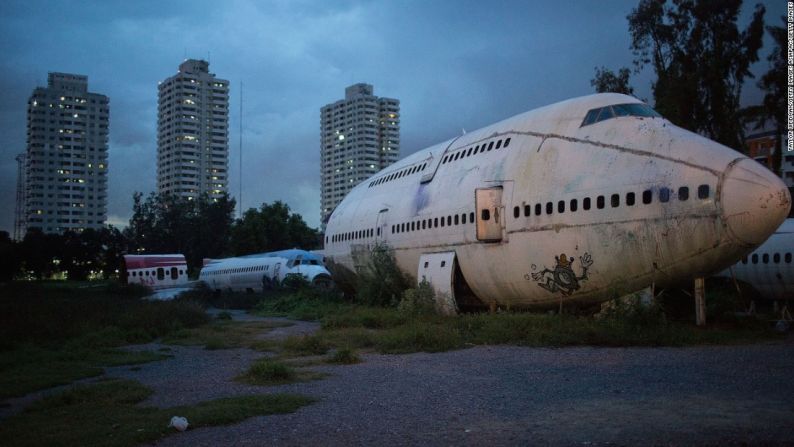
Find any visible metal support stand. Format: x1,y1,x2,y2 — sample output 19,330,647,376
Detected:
694,277,706,326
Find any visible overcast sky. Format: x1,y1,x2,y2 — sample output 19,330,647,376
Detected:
0,0,781,233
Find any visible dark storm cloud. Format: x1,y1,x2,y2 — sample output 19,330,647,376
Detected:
0,0,781,232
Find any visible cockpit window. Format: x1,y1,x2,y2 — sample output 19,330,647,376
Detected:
596,106,615,122
581,103,661,127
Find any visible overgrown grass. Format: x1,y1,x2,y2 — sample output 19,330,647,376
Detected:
254,286,350,320
0,379,313,447
253,282,784,357
0,281,209,348
0,281,210,398
331,311,779,354
326,348,361,365
178,283,264,310
0,345,168,399
162,320,293,350
282,334,330,356
237,358,326,386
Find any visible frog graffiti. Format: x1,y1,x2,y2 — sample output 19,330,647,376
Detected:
530,252,593,296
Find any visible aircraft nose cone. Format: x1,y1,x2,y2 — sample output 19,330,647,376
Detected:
721,158,791,245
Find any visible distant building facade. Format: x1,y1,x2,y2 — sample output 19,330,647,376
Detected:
157,59,229,200
746,128,793,188
22,73,109,234
14,153,27,240
320,83,400,223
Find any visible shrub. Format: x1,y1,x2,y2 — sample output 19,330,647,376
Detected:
281,274,310,290
245,358,295,383
599,294,667,329
203,337,228,350
355,244,410,306
398,280,438,317
282,334,329,356
254,286,347,321
327,348,361,364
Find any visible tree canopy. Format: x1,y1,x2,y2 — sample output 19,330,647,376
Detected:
751,16,787,174
590,67,635,95
124,193,236,272
2,193,321,282
230,201,321,256
627,0,765,149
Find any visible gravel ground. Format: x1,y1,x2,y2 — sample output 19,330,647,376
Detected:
4,309,792,446
137,331,794,446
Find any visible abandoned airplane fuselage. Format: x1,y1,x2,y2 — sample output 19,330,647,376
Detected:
715,219,794,301
323,93,791,310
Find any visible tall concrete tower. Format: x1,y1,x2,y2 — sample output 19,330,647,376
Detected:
23,73,109,234
320,83,400,223
157,59,229,201
14,153,27,240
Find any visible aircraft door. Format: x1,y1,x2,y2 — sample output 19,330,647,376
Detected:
475,187,503,242
274,263,281,284
375,208,389,243
418,252,459,315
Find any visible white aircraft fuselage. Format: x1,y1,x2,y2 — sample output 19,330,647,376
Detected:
323,94,790,309
199,249,333,292
716,219,794,301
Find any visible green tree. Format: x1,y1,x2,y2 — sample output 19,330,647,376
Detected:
751,17,787,175
230,201,320,255
0,231,20,282
590,67,634,95
194,194,236,263
97,226,128,279
59,229,104,280
19,229,63,279
125,192,159,253
124,192,236,272
627,0,765,149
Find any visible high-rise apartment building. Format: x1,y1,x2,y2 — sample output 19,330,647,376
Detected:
22,72,109,234
157,59,229,200
320,83,400,223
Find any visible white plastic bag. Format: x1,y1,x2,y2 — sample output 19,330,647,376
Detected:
169,416,189,432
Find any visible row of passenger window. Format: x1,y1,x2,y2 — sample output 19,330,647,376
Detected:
442,137,511,165
329,227,379,243
742,252,793,264
512,184,711,219
391,212,475,234
204,265,270,275
129,268,184,278
368,162,428,188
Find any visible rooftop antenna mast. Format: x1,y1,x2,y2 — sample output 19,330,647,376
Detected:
239,80,243,218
